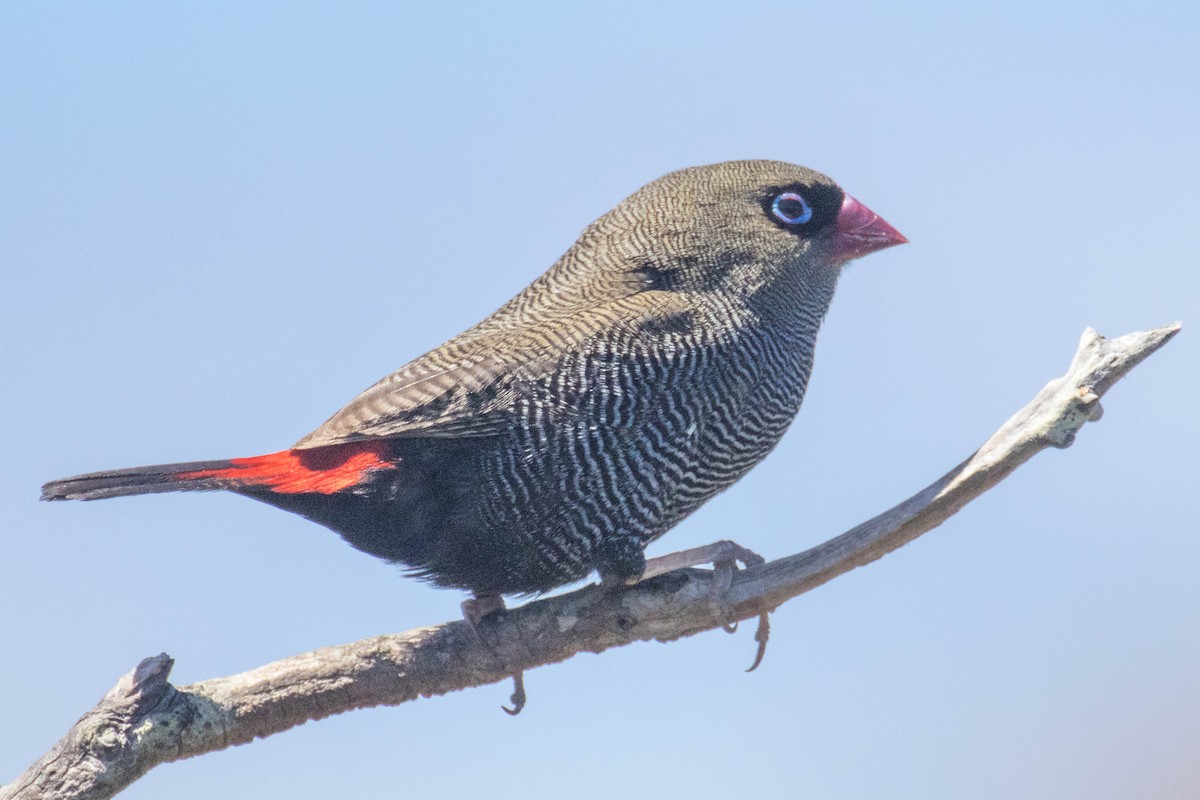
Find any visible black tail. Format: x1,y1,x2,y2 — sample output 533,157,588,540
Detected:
41,460,235,502
42,443,399,502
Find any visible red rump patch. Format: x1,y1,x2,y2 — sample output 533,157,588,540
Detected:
177,441,394,494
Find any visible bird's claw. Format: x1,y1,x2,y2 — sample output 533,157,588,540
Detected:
628,539,775,671
461,594,528,716
708,558,739,632
501,672,527,716
746,611,770,672
704,544,771,669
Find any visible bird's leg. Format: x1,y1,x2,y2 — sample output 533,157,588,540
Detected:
595,535,648,586
460,593,506,622
639,540,763,580
460,594,527,716
641,540,772,671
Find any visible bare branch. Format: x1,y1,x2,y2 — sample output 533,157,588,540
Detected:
2,323,1180,800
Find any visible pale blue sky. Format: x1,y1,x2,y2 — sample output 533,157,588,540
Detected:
2,3,1197,798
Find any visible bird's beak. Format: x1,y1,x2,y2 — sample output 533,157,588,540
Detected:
830,193,908,263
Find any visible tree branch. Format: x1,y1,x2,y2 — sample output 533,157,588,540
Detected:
2,323,1180,800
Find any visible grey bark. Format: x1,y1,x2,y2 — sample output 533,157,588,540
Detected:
1,323,1180,800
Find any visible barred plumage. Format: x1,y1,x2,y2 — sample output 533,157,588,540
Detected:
42,160,905,598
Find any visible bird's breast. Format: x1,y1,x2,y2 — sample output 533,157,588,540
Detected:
478,319,816,550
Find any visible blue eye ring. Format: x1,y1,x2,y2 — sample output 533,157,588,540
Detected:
771,192,813,225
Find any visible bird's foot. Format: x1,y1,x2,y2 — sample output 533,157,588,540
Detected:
460,594,507,625
461,594,527,716
502,672,526,717
642,539,771,671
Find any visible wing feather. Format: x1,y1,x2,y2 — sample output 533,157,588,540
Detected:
294,291,694,449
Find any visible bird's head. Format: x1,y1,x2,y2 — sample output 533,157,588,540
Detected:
573,160,906,307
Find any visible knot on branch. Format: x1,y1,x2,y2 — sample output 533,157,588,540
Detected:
1043,385,1104,449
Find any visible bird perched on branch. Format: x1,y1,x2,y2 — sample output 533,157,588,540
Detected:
43,161,904,697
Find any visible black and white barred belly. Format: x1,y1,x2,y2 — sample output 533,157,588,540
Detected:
471,321,818,594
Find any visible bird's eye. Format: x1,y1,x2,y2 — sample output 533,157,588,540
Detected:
771,192,813,226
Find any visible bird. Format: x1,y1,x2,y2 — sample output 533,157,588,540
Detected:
43,160,905,681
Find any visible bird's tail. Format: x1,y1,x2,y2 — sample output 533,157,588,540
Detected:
41,442,396,502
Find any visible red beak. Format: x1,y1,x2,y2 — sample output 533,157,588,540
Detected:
830,193,907,263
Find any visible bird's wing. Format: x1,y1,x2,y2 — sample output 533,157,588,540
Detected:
293,345,554,448
294,291,697,450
